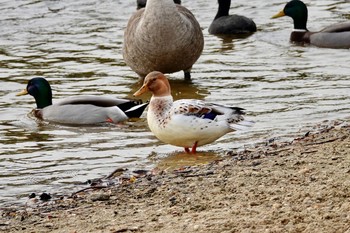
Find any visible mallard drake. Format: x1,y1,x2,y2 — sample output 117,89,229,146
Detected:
209,0,257,35
136,0,181,10
17,77,148,125
272,0,350,49
133,71,252,153
123,0,204,80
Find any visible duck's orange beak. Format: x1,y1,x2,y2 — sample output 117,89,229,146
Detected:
133,84,148,97
272,10,285,19
16,89,28,96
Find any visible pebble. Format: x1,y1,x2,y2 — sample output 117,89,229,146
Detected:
90,193,110,202
39,193,52,201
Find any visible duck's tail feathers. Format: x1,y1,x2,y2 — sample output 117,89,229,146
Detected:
124,102,149,118
230,120,255,131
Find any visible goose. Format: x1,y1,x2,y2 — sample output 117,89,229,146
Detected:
123,0,204,80
209,0,256,35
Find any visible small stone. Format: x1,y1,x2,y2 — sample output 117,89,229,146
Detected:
90,193,110,202
298,168,311,174
250,202,259,206
251,161,261,166
281,218,289,225
44,223,54,228
39,193,51,201
272,203,282,209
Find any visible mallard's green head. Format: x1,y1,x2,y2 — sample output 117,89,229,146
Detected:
272,0,308,30
17,77,53,109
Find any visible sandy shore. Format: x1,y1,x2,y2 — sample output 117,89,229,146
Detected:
1,119,349,233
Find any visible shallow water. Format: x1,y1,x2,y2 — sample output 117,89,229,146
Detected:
0,0,349,206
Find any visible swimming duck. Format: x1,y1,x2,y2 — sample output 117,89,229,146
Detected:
272,0,350,49
133,71,252,153
209,0,257,35
17,77,148,125
123,0,204,80
136,0,181,10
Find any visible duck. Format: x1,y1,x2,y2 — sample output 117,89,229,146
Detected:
16,77,148,125
133,71,252,153
209,0,257,35
136,0,181,10
272,0,350,49
123,0,204,80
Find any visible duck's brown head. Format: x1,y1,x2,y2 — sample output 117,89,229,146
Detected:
134,71,171,97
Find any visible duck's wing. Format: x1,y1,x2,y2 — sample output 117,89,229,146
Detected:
311,31,350,49
172,100,244,120
320,22,350,33
56,96,141,109
172,100,216,119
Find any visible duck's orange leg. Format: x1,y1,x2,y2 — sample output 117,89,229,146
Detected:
191,141,198,154
184,142,198,154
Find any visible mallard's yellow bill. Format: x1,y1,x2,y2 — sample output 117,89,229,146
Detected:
16,89,28,96
272,10,285,19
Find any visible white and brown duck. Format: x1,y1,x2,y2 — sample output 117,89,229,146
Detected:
134,71,253,153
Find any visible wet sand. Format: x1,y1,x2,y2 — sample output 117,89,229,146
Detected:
1,119,349,233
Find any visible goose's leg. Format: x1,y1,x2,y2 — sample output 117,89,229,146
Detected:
184,68,192,80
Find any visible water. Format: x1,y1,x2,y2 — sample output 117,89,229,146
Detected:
0,0,349,206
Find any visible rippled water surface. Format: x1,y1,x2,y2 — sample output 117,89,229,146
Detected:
0,0,349,205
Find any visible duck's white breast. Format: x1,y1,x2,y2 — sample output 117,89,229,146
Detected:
147,99,231,147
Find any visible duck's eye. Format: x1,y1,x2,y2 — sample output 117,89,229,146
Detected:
148,78,156,84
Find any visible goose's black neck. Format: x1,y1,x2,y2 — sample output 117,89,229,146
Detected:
214,0,231,20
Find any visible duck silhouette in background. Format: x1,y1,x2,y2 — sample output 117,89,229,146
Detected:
272,0,350,49
123,0,204,80
209,0,257,35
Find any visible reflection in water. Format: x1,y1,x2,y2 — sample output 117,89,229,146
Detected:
155,151,221,171
0,0,349,206
1,129,51,148
213,33,256,52
128,77,210,101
